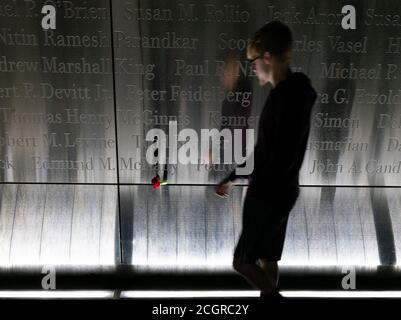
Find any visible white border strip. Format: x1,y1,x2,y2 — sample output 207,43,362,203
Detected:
121,291,260,298
281,291,401,298
2,290,401,299
122,290,401,299
0,291,114,299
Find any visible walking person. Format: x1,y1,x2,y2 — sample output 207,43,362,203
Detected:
215,21,317,299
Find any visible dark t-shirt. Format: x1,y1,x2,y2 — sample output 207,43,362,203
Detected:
226,69,317,198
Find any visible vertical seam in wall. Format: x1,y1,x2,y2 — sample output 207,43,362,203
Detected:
356,189,367,264
68,185,76,263
146,190,149,265
232,187,236,253
330,188,339,263
38,184,48,263
204,190,208,263
8,185,19,265
302,195,311,263
175,188,178,266
98,185,105,264
109,0,123,265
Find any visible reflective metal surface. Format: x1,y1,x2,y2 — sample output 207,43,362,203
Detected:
0,184,118,266
112,0,401,185
0,0,401,273
2,184,400,268
0,0,116,183
120,185,389,269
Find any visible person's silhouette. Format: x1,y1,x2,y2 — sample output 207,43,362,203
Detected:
215,21,317,299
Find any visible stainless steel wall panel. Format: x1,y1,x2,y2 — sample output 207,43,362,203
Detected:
176,186,207,267
0,0,116,183
2,0,401,272
385,189,401,264
69,185,118,265
300,188,338,265
332,188,366,264
39,185,74,265
147,188,177,269
0,184,399,268
99,185,119,265
9,185,46,265
0,184,17,266
109,0,401,187
203,188,236,267
282,193,309,265
356,188,380,265
124,186,149,266
232,187,246,246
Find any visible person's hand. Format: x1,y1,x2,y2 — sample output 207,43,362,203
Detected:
215,180,233,198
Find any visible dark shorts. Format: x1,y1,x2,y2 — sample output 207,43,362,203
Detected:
233,188,300,264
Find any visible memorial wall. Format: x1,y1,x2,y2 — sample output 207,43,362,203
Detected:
1,0,401,186
1,0,401,268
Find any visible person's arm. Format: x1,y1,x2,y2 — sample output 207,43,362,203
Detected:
216,151,254,198
221,158,252,184
215,159,251,197
275,88,316,180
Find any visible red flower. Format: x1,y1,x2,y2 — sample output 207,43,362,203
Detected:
151,175,161,189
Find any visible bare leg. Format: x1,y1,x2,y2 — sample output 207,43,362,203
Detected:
233,259,276,293
258,259,279,293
